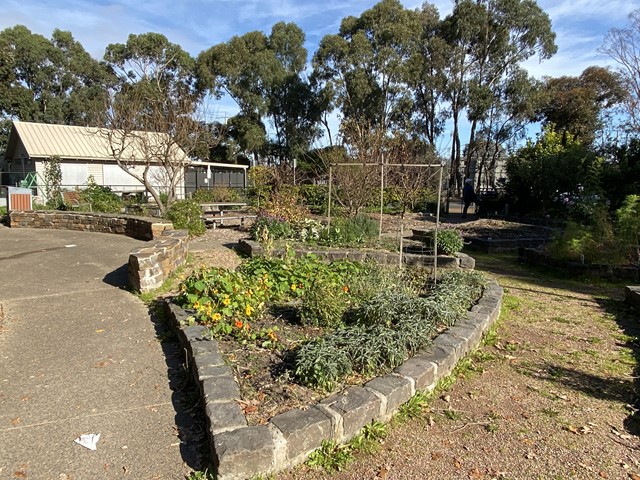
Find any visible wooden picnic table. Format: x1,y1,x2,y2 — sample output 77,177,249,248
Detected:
198,202,254,229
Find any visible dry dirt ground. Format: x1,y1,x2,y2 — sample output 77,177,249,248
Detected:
186,220,640,480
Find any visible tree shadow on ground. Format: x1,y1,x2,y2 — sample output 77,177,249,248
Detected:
596,296,640,436
475,252,640,436
146,299,212,472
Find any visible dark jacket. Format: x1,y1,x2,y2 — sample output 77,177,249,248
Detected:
463,183,475,203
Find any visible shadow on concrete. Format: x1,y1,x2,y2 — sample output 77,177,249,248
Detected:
147,300,212,471
103,264,130,288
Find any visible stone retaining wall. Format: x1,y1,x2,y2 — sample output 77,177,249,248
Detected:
8,210,173,241
465,236,548,253
164,280,503,480
237,239,476,270
8,210,189,293
520,247,640,282
128,229,189,292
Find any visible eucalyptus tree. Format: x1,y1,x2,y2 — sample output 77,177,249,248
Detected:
198,22,321,165
102,32,207,214
440,0,556,190
403,3,449,147
313,0,419,147
0,25,114,153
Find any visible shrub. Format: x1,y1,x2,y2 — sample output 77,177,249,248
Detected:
298,184,329,213
250,212,293,241
191,187,240,203
321,214,379,245
165,199,206,236
80,178,123,213
435,229,464,255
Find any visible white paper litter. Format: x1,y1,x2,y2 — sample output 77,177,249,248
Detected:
74,433,100,450
64,244,77,248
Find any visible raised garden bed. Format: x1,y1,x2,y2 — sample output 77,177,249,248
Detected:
162,249,503,479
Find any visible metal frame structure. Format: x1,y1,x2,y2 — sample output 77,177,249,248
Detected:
327,160,446,280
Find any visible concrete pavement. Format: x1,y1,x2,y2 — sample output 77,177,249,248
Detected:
0,227,199,479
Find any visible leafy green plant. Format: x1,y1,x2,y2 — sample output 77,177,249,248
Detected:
165,199,206,236
307,440,354,472
349,421,387,454
80,176,123,213
250,213,293,241
43,155,64,209
321,214,379,245
616,194,640,260
192,187,240,203
435,229,464,255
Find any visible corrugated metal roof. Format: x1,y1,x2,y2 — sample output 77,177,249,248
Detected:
11,121,187,162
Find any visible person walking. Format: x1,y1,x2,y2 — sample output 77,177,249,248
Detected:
462,178,476,218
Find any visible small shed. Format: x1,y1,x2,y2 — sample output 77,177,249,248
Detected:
185,161,249,197
1,121,188,200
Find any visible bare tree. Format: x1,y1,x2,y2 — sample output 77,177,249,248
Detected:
330,120,383,217
102,87,209,214
601,9,640,135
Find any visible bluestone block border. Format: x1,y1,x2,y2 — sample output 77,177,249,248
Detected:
164,279,503,480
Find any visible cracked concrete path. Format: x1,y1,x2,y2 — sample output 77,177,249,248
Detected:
0,228,191,479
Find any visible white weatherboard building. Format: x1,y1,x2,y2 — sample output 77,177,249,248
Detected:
1,121,189,201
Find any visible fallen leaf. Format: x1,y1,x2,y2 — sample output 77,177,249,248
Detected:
95,329,104,333
525,452,537,459
427,416,435,427
14,472,27,478
454,458,463,470
10,417,21,427
629,473,640,480
377,466,390,479
468,468,485,479
599,471,607,478
431,452,443,460
20,396,31,402
443,395,451,403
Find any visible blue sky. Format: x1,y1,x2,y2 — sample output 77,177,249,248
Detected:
1,0,638,149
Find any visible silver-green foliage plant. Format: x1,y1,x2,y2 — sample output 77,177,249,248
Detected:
294,270,486,391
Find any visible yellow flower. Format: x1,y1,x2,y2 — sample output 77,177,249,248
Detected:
212,313,222,321
267,331,278,342
245,304,254,316
290,284,297,291
193,300,201,309
223,296,231,306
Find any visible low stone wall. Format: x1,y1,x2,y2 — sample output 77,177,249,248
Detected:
519,247,640,282
8,210,173,241
465,236,549,253
164,280,503,480
625,286,640,309
129,229,189,292
237,239,476,270
8,210,188,293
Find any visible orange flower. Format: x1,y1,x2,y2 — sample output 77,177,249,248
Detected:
235,319,243,329
342,285,349,293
